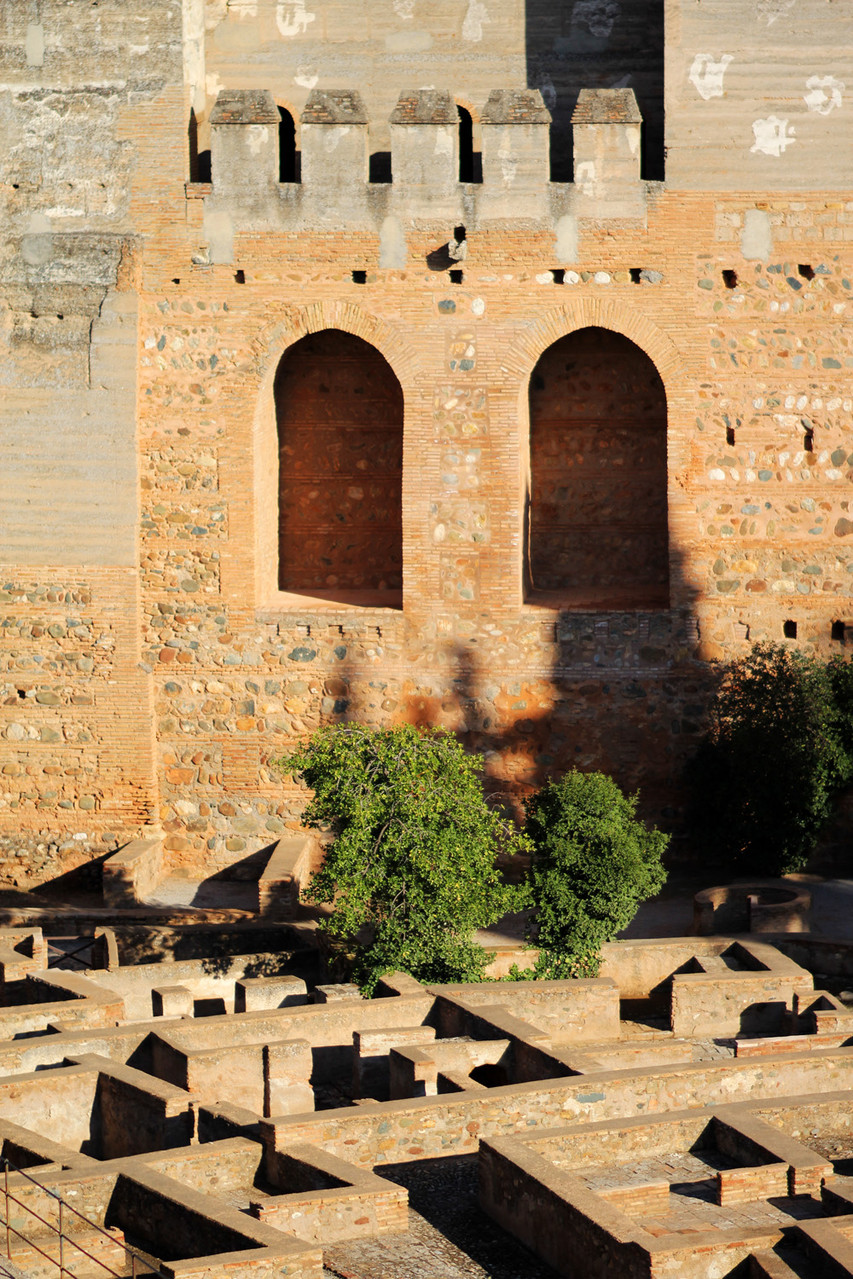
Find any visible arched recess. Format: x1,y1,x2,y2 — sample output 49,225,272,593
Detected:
526,326,669,608
275,330,403,602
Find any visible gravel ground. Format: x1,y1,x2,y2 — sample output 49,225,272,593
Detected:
323,1155,560,1279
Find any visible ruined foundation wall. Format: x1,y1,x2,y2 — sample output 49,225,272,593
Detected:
1,1,853,879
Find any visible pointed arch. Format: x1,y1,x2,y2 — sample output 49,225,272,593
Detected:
522,312,676,609
275,330,403,597
245,301,418,612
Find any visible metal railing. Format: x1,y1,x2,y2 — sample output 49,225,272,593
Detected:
0,1156,163,1279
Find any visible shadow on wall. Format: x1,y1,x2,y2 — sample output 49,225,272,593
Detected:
327,478,710,841
524,0,665,181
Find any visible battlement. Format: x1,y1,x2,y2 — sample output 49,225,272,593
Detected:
203,86,646,245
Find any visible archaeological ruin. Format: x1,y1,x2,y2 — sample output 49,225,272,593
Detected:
0,920,850,1276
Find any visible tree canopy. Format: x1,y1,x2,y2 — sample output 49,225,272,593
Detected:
279,723,529,993
523,769,668,978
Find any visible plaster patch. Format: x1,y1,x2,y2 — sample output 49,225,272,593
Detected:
228,0,258,14
275,1,316,38
25,23,45,67
555,215,578,264
572,0,620,39
295,64,318,89
324,126,349,153
804,75,844,115
21,213,52,267
393,0,415,16
379,217,407,269
462,1,490,41
203,209,234,265
246,124,269,155
689,54,733,101
434,128,453,158
741,208,773,261
206,72,223,101
471,298,485,316
538,76,557,112
750,116,795,157
498,139,517,186
576,160,596,196
385,30,433,52
757,0,795,24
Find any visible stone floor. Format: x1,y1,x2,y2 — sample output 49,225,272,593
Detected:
323,1156,560,1279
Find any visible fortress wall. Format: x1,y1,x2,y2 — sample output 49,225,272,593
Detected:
665,0,853,191
1,2,853,879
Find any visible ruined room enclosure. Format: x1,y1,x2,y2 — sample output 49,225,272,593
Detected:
2,927,853,1277
275,329,404,605
526,326,670,610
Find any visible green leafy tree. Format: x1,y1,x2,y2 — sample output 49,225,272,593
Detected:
689,642,853,875
278,723,530,993
523,770,668,978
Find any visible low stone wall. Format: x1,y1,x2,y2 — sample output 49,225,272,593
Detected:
264,1047,853,1169
259,1143,407,1243
436,978,620,1044
102,833,164,907
693,882,811,936
479,1137,647,1279
257,832,323,918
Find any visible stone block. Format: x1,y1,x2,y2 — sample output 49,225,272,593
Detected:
152,985,194,1018
571,88,645,220
389,90,461,218
313,984,362,1004
480,90,551,220
210,89,280,206
301,90,368,205
235,975,308,1013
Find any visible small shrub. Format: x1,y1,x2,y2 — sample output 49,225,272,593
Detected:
689,642,853,875
276,723,529,993
523,770,669,979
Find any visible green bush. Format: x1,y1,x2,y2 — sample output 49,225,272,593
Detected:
277,723,529,993
689,642,853,875
523,770,669,978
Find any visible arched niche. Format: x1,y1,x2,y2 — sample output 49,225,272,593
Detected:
526,326,669,608
275,329,403,604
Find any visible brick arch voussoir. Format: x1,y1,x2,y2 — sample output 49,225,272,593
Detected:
255,300,419,398
512,298,687,400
